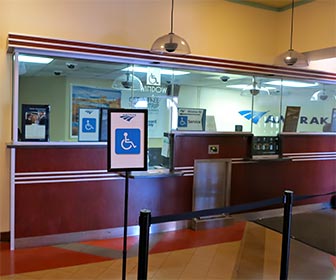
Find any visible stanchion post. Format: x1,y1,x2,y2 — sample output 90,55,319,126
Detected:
137,209,151,280
280,190,293,280
122,171,130,280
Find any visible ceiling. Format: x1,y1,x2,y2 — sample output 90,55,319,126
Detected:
227,0,314,11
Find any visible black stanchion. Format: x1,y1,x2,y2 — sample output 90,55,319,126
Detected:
137,209,151,280
280,190,293,280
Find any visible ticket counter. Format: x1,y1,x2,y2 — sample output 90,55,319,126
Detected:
7,34,336,248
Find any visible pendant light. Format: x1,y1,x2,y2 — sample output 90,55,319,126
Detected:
310,85,329,101
150,0,191,55
241,76,270,96
274,0,308,67
112,72,144,91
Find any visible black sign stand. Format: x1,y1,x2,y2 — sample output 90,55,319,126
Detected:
107,109,148,280
122,171,130,280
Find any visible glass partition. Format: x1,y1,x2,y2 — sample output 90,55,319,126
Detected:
15,52,336,166
280,80,336,133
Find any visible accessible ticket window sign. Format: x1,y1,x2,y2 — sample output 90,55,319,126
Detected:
107,109,148,171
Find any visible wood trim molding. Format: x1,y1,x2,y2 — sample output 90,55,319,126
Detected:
7,33,336,83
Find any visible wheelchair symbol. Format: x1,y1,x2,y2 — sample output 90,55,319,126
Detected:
115,128,140,154
85,120,94,131
178,116,188,127
121,132,137,150
82,118,96,133
148,73,159,85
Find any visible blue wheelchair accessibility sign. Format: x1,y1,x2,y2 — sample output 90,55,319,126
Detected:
115,128,140,154
178,116,188,127
82,118,96,133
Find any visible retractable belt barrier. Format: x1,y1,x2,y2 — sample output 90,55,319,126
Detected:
137,189,335,280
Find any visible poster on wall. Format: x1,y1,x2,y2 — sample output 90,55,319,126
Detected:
177,108,206,131
21,104,50,141
107,109,148,171
331,108,336,132
78,108,100,141
71,85,121,137
283,106,301,132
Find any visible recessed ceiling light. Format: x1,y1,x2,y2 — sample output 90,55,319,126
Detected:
122,66,189,76
18,55,54,64
265,80,318,87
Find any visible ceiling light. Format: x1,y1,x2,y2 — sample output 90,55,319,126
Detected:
241,77,270,96
112,72,144,91
274,0,308,67
310,89,328,101
150,0,191,55
265,80,318,87
122,66,189,76
18,54,53,64
226,84,250,89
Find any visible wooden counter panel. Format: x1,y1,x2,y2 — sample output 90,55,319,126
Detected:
173,134,251,167
15,175,193,238
281,134,336,154
15,180,124,238
230,159,335,208
15,147,107,172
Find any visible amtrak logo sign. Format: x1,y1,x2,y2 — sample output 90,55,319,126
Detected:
120,114,136,122
239,110,268,124
239,110,330,125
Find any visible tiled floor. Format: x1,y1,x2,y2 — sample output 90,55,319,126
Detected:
0,221,335,279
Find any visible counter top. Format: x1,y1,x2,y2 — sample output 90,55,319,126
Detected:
7,141,107,148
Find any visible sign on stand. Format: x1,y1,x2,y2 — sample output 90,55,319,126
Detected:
107,108,148,280
108,109,148,171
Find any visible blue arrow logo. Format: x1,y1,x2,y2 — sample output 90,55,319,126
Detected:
239,110,268,124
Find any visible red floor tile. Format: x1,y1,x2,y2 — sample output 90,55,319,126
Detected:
0,242,110,276
80,235,139,251
0,222,246,276
330,255,336,268
149,221,246,254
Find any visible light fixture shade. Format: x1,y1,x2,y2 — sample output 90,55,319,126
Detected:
241,77,270,96
274,49,309,67
112,73,144,91
150,32,191,55
310,89,328,101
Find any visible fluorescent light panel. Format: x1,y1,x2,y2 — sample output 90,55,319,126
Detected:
18,55,54,64
265,80,318,87
123,66,189,76
226,84,276,90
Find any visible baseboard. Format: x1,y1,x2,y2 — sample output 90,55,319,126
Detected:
13,220,188,249
0,231,10,242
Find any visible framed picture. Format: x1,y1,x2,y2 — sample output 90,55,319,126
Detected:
21,104,50,141
283,106,301,132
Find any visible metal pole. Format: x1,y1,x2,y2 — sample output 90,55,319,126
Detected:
122,171,130,280
280,190,294,280
137,209,151,280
